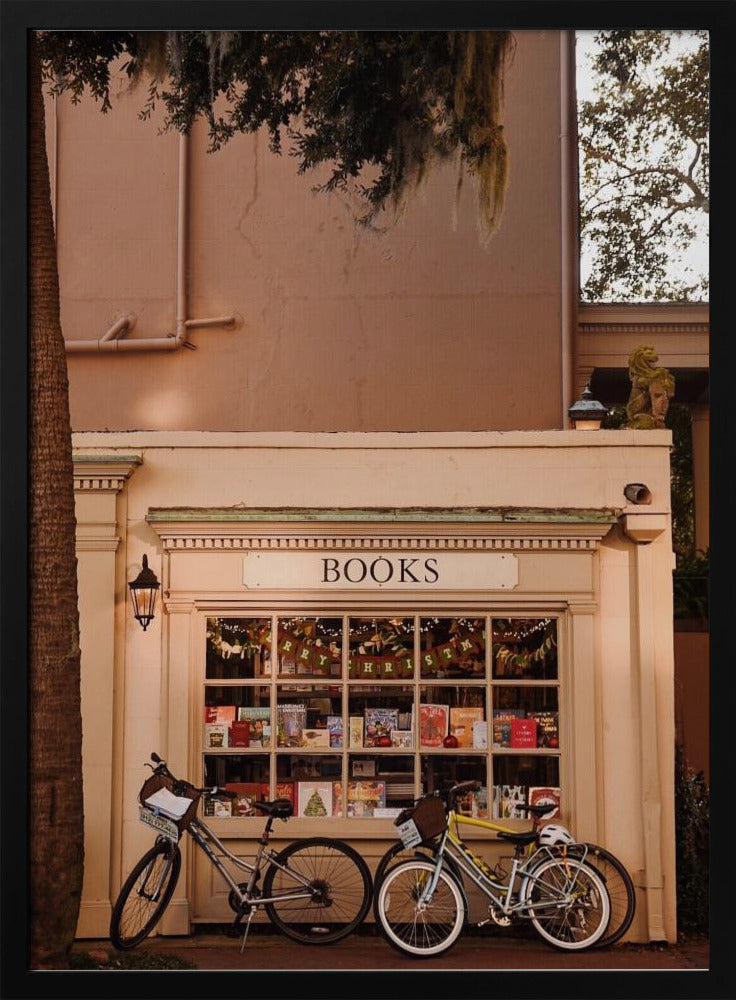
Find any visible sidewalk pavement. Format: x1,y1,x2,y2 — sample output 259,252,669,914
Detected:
75,928,709,972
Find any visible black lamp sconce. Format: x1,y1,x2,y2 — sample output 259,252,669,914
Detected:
128,554,160,631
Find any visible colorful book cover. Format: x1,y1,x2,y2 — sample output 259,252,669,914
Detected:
473,720,488,749
346,780,386,818
528,711,560,748
229,720,250,747
204,705,237,725
302,728,331,748
332,781,343,817
204,796,233,818
364,708,399,747
225,782,264,817
237,706,271,747
390,729,413,749
419,703,449,747
528,786,561,820
510,718,538,748
277,703,306,747
297,781,333,817
204,722,229,748
349,717,364,749
492,709,525,747
327,715,343,749
496,784,526,820
275,781,295,806
449,706,485,748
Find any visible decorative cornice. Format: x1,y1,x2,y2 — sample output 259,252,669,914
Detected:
149,517,615,553
73,454,142,493
578,322,708,335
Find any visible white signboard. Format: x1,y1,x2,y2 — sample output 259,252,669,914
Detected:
242,551,517,590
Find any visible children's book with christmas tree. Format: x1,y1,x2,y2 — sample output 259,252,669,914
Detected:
297,781,333,818
419,704,449,747
364,708,400,747
277,703,307,747
346,780,386,817
449,706,485,748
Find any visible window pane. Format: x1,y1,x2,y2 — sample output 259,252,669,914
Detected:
419,685,487,749
421,755,488,818
348,685,414,749
348,617,414,680
349,755,415,813
492,618,558,680
204,753,270,793
492,687,559,749
277,617,342,678
275,684,342,748
492,756,561,819
419,617,486,679
276,755,342,817
204,685,271,749
206,617,271,679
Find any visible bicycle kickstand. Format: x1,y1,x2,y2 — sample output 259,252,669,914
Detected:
239,906,256,954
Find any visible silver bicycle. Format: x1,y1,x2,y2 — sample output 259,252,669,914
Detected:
110,753,372,951
374,781,611,958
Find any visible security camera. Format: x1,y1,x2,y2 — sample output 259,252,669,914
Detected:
624,483,652,505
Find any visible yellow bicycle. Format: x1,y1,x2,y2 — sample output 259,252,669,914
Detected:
374,781,612,958
374,788,635,949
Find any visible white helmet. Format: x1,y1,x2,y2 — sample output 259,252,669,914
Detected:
538,823,576,846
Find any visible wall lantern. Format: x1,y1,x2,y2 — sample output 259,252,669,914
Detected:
128,554,160,631
568,384,609,430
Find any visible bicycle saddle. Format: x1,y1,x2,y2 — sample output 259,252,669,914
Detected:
495,830,539,845
253,798,294,818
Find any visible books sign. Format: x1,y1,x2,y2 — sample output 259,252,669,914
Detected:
243,551,517,590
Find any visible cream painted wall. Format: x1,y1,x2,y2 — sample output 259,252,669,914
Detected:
73,430,677,942
53,31,566,433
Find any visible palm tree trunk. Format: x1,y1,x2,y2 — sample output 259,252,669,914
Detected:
29,31,84,969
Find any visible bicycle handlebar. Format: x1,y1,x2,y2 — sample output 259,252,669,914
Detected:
148,752,237,799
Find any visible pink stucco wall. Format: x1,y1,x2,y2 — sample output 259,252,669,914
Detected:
54,31,566,432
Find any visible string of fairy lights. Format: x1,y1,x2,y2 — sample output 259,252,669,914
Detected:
206,616,557,669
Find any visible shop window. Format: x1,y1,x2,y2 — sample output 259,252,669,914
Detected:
203,615,561,824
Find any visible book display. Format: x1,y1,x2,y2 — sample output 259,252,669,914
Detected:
204,615,562,822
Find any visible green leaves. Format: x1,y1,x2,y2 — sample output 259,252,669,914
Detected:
578,30,709,302
38,30,514,236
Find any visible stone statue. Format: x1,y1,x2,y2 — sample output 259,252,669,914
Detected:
625,345,675,429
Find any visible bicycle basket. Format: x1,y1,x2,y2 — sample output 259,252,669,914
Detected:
394,794,447,848
139,774,200,833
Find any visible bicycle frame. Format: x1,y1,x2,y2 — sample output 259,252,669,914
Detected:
180,815,319,910
415,809,590,919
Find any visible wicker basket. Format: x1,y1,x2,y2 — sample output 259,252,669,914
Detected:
139,774,200,833
395,794,447,846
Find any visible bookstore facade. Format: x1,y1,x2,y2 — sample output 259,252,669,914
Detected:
72,430,677,942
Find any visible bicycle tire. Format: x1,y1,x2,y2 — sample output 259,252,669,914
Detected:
572,843,636,947
372,840,466,922
110,840,181,950
522,855,610,951
375,859,465,958
263,837,372,944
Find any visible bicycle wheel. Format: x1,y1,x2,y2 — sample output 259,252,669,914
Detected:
110,840,181,950
573,844,636,947
263,837,372,944
375,860,465,958
523,856,610,951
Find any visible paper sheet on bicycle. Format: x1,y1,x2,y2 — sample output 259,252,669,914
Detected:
144,787,191,819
